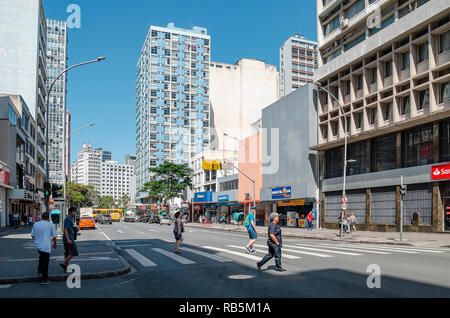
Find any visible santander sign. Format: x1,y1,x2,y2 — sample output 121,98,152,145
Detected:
431,163,450,180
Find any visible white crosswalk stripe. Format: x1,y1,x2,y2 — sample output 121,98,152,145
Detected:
226,245,301,259
0,285,11,289
117,230,124,234
152,248,196,264
348,244,447,253
282,244,362,256
180,247,232,262
254,244,333,258
148,229,159,232
300,243,391,255
331,244,419,254
125,249,157,267
203,246,261,261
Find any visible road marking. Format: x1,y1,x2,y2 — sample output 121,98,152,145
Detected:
337,244,420,254
117,230,124,234
254,244,333,258
137,231,145,235
351,244,446,253
125,249,157,267
300,243,391,255
101,232,112,241
226,245,301,259
180,247,232,262
0,285,11,289
152,248,196,265
203,246,261,261
148,229,159,233
282,244,362,256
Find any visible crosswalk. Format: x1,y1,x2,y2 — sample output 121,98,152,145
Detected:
120,241,448,270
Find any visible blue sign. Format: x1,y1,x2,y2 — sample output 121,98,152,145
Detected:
194,191,214,203
218,195,229,202
272,186,292,199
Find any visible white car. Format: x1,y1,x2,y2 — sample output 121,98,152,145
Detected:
160,217,171,226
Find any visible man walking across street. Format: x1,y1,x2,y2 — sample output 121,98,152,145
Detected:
307,211,314,231
257,213,286,272
244,206,257,254
60,207,78,272
31,212,57,285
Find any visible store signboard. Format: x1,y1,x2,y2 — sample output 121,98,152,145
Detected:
431,163,450,180
218,195,229,202
272,186,291,199
277,199,305,207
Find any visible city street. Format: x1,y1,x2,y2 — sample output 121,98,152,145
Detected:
1,221,449,298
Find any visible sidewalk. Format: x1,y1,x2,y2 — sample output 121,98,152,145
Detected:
185,222,450,248
0,227,130,284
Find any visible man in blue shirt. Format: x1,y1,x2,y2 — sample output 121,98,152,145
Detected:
60,207,78,272
244,207,257,254
31,212,57,285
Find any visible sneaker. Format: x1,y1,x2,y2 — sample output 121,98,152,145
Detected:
275,267,287,272
256,263,261,272
60,263,67,272
250,249,256,254
40,280,49,285
245,246,251,254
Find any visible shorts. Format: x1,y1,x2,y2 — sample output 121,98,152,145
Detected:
174,231,182,241
64,241,79,258
247,226,257,240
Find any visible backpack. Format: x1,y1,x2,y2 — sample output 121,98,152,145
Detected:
244,213,251,227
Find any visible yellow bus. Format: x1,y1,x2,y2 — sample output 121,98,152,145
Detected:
93,209,123,222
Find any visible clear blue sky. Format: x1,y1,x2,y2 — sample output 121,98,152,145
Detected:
43,0,317,165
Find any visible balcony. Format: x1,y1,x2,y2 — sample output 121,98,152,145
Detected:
399,67,410,82
438,50,450,67
416,60,429,75
355,89,363,99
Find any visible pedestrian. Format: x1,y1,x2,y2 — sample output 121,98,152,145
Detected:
30,212,57,285
60,207,79,272
35,214,40,223
28,214,33,227
256,213,286,272
350,213,358,232
346,215,352,234
307,211,314,231
173,211,184,254
13,212,19,229
244,207,257,254
8,212,13,227
337,212,344,236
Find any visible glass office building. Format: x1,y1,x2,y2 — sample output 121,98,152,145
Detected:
136,23,211,192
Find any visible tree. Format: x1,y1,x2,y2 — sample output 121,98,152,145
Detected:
98,196,114,209
120,194,130,210
64,182,96,208
141,162,193,214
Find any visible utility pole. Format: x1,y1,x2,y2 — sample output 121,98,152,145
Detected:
399,175,406,241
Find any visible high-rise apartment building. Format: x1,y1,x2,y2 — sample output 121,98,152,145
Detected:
99,149,112,162
71,144,102,191
280,34,318,97
0,0,48,192
46,19,68,186
101,160,135,202
136,23,211,193
313,0,450,232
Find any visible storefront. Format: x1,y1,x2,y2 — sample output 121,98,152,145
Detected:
0,162,13,227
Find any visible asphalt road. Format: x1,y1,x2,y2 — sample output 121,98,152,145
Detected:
1,220,450,298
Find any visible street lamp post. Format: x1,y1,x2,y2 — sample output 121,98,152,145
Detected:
45,57,105,214
315,82,349,238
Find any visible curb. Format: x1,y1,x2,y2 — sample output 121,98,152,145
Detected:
185,224,418,246
0,248,131,285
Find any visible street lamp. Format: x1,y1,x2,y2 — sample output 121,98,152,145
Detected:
45,57,105,214
315,82,349,238
223,133,256,214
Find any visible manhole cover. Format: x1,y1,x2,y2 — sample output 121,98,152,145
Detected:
228,274,255,280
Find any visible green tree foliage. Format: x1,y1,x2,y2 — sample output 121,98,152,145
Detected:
64,182,97,207
99,196,115,209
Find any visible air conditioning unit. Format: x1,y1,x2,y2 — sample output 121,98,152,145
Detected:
341,18,349,29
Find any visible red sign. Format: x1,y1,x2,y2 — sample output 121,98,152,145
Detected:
431,163,450,180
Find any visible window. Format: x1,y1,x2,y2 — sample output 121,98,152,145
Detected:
400,96,410,115
322,125,328,139
344,81,350,96
401,52,410,70
440,119,450,162
417,42,428,63
323,15,340,36
418,90,429,110
325,147,343,179
345,0,365,19
368,108,377,125
440,81,450,104
347,141,366,176
370,68,377,84
440,31,450,54
355,112,362,129
384,60,392,78
383,102,392,121
356,75,363,90
402,125,433,168
371,134,397,172
331,121,339,136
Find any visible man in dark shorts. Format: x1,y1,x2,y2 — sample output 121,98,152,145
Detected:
60,207,78,272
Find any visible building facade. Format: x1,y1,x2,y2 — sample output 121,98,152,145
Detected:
209,58,280,153
46,19,68,186
136,23,211,196
0,0,48,197
100,160,135,202
71,144,103,191
280,34,318,97
314,0,450,232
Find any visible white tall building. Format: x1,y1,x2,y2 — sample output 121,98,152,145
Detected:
101,161,135,202
46,19,68,186
72,144,102,191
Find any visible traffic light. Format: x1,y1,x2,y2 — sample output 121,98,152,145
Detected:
44,182,51,198
52,183,63,198
400,184,407,196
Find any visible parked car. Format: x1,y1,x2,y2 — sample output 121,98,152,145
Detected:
124,214,135,222
150,215,160,224
160,216,171,226
79,216,95,230
101,215,112,224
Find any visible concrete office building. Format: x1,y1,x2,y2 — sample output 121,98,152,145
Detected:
0,0,48,196
71,144,103,191
46,19,68,186
209,59,280,153
136,23,211,196
313,0,450,232
0,95,42,226
101,160,135,202
261,84,318,228
280,34,319,97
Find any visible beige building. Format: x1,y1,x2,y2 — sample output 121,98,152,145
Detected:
209,58,279,153
314,0,450,232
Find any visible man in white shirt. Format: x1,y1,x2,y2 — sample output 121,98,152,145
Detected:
31,212,57,285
